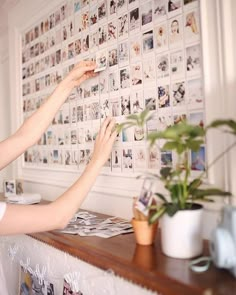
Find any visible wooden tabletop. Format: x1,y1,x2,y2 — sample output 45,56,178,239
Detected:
28,212,236,295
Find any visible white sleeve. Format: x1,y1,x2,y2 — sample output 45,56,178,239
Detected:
0,202,6,221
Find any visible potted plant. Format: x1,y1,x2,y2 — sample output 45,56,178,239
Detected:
117,110,236,259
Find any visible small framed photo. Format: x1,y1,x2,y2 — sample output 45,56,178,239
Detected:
16,179,24,195
3,179,16,197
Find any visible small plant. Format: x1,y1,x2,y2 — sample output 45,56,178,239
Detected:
117,110,236,224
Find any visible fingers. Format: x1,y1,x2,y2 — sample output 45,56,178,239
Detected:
104,119,116,140
99,117,113,137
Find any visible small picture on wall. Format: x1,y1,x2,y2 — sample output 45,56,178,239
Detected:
16,179,24,195
3,179,16,197
19,266,54,295
94,49,108,72
63,279,83,295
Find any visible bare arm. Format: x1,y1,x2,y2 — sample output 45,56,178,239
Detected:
0,117,117,235
0,60,97,170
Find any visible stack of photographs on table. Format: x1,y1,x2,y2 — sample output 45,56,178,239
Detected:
57,211,133,238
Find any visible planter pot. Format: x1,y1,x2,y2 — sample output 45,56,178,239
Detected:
161,204,203,259
131,218,158,246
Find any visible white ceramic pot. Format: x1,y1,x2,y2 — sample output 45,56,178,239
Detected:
160,204,203,259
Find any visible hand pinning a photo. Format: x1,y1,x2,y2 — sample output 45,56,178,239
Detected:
94,49,108,72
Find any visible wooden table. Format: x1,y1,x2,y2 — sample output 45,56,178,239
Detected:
1,195,236,294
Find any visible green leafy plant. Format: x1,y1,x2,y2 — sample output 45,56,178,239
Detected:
117,110,236,224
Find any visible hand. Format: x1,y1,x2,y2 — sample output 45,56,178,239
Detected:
65,60,98,87
90,117,117,169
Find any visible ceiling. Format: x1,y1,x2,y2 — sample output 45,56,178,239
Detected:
0,0,20,37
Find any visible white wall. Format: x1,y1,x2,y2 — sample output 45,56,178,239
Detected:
0,33,12,191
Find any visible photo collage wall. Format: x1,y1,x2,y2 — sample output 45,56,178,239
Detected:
21,0,205,174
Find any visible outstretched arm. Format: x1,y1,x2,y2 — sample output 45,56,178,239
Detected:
0,117,117,235
0,60,97,170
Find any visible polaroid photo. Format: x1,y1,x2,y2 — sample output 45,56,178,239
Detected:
109,70,120,93
110,96,121,117
184,0,198,11
78,126,85,144
57,128,65,146
122,148,133,172
120,67,130,89
77,104,84,123
99,71,109,95
98,1,107,22
170,50,184,80
142,30,154,54
147,111,158,134
117,0,127,14
16,179,24,195
100,98,110,118
184,9,200,43
90,30,98,52
70,103,77,125
55,9,61,26
108,19,117,42
90,4,98,26
63,279,83,295
173,113,187,125
129,7,140,33
134,146,146,170
98,24,107,47
42,149,48,165
81,33,89,53
81,10,89,31
65,150,72,166
91,77,99,96
169,16,183,49
118,13,128,39
168,0,182,17
144,88,157,111
130,62,142,86
130,35,142,61
143,56,156,84
189,111,204,128
187,78,203,107
84,102,92,121
64,128,71,146
61,45,68,63
186,44,201,77
191,146,205,171
118,41,129,66
112,148,122,172
62,103,70,124
136,178,154,214
94,49,108,72
61,23,68,42
70,129,77,145
154,22,168,52
153,0,167,22
4,180,16,197
19,266,54,295
71,149,79,167
158,112,173,131
81,0,89,9
84,125,93,143
122,126,134,142
157,85,170,108
156,52,170,80
108,46,118,68
134,125,145,141
131,90,144,114
74,38,82,56
83,80,91,98
68,42,75,59
90,100,100,120
141,1,153,28
172,81,186,107
108,0,117,17
74,11,83,33
161,150,173,167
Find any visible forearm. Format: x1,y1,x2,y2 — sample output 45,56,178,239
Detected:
19,77,74,146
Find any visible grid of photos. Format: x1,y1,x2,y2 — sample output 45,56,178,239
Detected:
21,0,205,175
